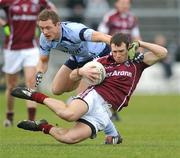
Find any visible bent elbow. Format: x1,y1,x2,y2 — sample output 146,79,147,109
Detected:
160,48,168,59
162,48,168,59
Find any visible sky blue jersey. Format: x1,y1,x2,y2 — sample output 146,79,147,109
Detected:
39,22,109,62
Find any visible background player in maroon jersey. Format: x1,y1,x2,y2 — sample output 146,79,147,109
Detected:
98,0,141,41
11,33,167,144
0,0,56,127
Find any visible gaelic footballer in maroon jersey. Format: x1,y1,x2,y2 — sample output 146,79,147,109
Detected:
10,33,167,144
98,0,141,41
92,33,167,111
0,0,55,50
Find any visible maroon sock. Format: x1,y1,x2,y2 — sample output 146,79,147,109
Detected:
31,92,49,104
28,107,36,121
6,112,14,122
39,124,54,134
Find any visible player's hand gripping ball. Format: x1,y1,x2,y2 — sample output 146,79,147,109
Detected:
82,61,106,86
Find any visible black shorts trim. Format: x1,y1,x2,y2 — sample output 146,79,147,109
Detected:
77,118,97,139
72,96,89,112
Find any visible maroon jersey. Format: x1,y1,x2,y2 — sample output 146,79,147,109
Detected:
0,0,53,50
98,9,140,40
94,55,149,111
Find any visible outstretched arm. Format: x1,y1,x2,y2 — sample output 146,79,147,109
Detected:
139,41,168,65
91,31,111,45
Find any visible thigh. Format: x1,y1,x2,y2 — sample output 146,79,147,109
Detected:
67,98,89,120
52,64,77,95
79,89,111,132
2,49,23,74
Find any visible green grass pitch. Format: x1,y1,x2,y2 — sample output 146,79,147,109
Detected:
0,92,180,158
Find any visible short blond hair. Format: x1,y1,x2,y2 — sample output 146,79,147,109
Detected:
37,9,60,25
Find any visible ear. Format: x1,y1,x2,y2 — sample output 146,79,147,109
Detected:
56,22,60,27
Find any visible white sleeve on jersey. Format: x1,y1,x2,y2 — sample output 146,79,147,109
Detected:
65,22,94,42
83,28,95,41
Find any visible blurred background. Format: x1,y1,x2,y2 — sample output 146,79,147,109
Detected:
0,0,180,94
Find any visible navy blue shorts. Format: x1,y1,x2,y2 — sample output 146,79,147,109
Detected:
64,44,111,70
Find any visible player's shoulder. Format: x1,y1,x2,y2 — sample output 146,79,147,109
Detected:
127,11,138,19
131,60,150,70
0,0,14,6
61,22,87,31
106,9,118,17
61,21,90,40
96,55,110,64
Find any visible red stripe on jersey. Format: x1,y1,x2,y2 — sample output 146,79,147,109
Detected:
79,87,94,99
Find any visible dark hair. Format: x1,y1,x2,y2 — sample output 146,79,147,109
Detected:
37,9,60,25
110,33,130,49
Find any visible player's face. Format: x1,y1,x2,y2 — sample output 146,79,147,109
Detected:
38,19,60,41
111,43,128,63
115,0,131,13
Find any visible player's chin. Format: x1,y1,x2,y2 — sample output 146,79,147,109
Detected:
116,56,127,63
45,36,53,41
115,59,123,63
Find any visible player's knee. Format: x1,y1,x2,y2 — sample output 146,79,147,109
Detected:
51,86,64,95
51,85,73,95
52,79,75,95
